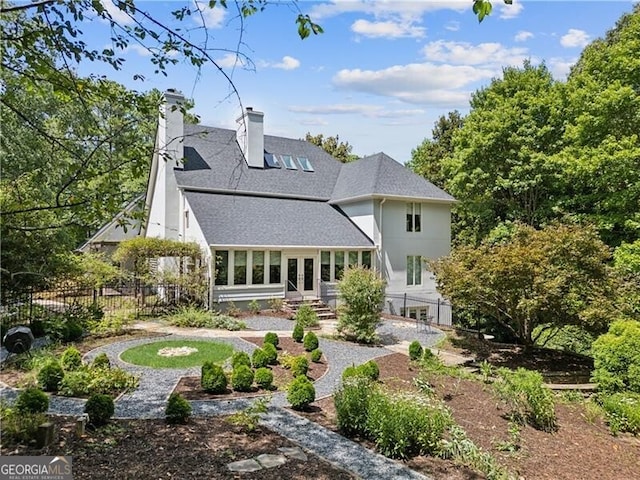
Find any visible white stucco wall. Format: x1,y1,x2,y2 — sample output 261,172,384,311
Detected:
339,200,376,242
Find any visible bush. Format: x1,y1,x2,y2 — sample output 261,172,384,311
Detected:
249,299,260,314
89,311,134,336
232,365,255,392
59,369,93,397
337,267,385,343
262,343,278,365
85,393,114,426
14,388,49,414
287,375,315,410
231,351,251,369
0,403,47,445
295,304,319,328
592,320,640,394
264,332,279,348
37,361,65,392
533,323,595,356
166,306,246,330
334,375,374,436
310,349,322,363
92,353,111,369
61,346,83,371
254,367,274,390
494,367,556,432
291,355,309,378
267,298,284,312
58,366,138,397
601,392,640,435
201,362,227,394
292,322,304,343
225,301,240,317
343,361,379,381
408,341,423,361
252,348,269,369
165,392,191,424
303,331,319,352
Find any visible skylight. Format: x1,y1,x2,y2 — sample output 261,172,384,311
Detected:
281,155,297,170
297,157,314,172
264,153,281,168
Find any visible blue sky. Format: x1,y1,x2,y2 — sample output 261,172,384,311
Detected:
82,1,637,163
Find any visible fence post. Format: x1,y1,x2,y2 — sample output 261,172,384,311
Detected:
437,298,440,326
403,293,407,317
29,287,34,327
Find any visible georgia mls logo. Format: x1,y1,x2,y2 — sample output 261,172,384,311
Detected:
0,456,73,480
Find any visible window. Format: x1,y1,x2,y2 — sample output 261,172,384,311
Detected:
407,255,422,286
362,251,372,269
281,155,297,170
184,210,189,229
215,250,228,286
335,251,345,281
321,251,331,281
269,251,281,284
234,251,247,285
252,251,264,284
264,153,281,168
348,251,358,268
297,157,314,172
406,203,422,232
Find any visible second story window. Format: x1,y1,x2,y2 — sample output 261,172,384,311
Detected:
406,203,421,232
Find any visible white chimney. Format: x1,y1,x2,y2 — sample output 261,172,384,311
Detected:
236,107,264,168
160,89,185,165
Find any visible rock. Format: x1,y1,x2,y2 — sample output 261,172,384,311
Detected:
255,454,288,468
278,447,308,461
227,459,262,472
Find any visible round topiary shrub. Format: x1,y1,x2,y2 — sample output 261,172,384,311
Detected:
232,365,255,392
15,387,49,414
262,343,278,365
252,348,269,369
84,393,114,426
342,365,359,381
165,392,192,424
291,355,309,378
310,348,322,363
254,367,274,390
64,321,84,342
287,375,316,410
408,341,423,361
361,360,380,381
201,361,228,394
61,346,83,371
303,331,319,352
264,332,279,348
92,353,111,370
37,361,65,392
231,351,251,369
292,322,304,343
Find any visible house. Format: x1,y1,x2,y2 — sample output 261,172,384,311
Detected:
142,90,455,317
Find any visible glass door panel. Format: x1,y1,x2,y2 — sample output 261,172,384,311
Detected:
303,258,314,291
287,258,297,292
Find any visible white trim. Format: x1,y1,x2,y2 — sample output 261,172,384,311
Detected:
331,193,456,205
182,186,328,202
209,244,374,249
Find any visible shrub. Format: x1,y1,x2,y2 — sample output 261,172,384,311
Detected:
254,367,274,390
14,388,49,414
37,361,65,392
58,369,93,397
264,332,279,348
89,311,134,336
408,341,423,361
61,346,83,371
232,365,254,392
262,343,278,365
0,403,47,445
225,301,240,317
343,361,379,381
337,267,385,343
287,375,315,410
231,351,251,369
279,352,296,370
248,299,260,314
210,314,246,331
58,366,138,397
295,304,319,328
291,355,309,378
84,393,114,426
252,348,269,369
65,321,84,342
601,392,640,435
303,331,319,352
201,362,227,394
267,298,284,312
165,393,192,424
292,322,304,343
166,306,246,331
592,320,640,394
92,353,111,370
494,367,556,432
334,375,373,436
310,349,322,363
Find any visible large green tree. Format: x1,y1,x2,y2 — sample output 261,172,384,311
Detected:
304,133,358,163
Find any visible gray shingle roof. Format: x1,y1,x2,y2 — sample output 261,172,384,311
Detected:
330,152,455,203
184,191,374,247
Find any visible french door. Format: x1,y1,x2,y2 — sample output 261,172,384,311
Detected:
286,257,315,298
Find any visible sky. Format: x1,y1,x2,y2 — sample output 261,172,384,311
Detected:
80,0,637,163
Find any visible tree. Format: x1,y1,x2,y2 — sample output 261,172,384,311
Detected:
337,267,385,344
431,223,618,347
304,133,358,163
613,240,640,318
406,110,463,190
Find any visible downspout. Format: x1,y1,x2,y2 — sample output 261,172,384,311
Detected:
379,198,386,280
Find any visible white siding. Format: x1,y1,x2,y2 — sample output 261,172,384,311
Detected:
339,200,375,241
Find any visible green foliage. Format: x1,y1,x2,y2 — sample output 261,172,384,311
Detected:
614,241,640,317
231,351,251,369
114,238,202,275
201,362,228,394
262,343,278,365
251,348,269,369
290,355,309,378
254,367,274,390
248,299,260,314
600,392,640,435
295,304,319,328
303,331,319,352
232,365,254,392
494,368,556,432
120,340,233,368
409,341,423,361
92,353,111,370
292,322,304,343
14,388,49,414
591,320,640,394
226,397,270,432
267,298,284,312
263,332,279,348
342,360,380,382
225,301,240,318
304,132,358,163
89,311,135,337
334,375,374,436
479,361,494,383
58,365,138,397
0,402,47,445
60,346,83,371
337,267,385,344
533,324,595,356
37,361,65,392
310,348,322,363
165,393,192,425
166,306,246,331
85,393,115,426
287,375,316,410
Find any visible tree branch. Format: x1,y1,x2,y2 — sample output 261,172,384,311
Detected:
0,0,55,14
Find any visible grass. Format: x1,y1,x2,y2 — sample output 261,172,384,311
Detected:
120,340,234,368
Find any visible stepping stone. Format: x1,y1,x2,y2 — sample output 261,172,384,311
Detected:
227,459,262,472
278,447,308,461
255,454,288,468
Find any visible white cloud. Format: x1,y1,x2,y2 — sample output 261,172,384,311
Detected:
422,40,531,67
560,29,590,48
498,1,524,19
308,0,468,21
445,21,460,32
351,19,425,39
259,56,301,70
193,1,226,29
101,0,134,26
299,118,329,127
514,30,534,42
549,57,577,79
216,53,249,69
289,104,426,118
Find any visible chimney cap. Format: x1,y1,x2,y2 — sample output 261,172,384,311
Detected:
246,107,253,111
